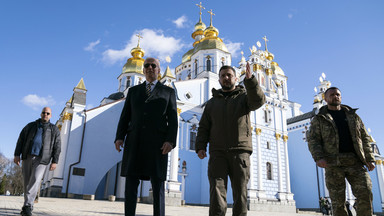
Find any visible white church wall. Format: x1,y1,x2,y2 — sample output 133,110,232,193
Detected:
63,100,124,195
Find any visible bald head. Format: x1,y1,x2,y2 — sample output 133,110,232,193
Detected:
41,107,52,123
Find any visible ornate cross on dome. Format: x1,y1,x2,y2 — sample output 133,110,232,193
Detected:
136,33,143,47
196,2,205,16
208,9,215,26
262,36,269,51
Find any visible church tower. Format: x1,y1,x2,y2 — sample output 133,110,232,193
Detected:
175,4,231,84
117,34,146,96
313,73,331,111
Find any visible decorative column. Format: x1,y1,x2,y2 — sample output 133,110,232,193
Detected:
283,135,294,201
375,159,384,210
276,133,285,201
165,108,182,206
248,128,266,211
256,128,265,197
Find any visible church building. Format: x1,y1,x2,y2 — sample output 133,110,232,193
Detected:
38,3,384,214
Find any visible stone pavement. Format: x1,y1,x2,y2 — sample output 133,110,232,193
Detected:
0,195,321,216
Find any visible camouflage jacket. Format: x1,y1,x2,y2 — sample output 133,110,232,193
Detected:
307,105,374,166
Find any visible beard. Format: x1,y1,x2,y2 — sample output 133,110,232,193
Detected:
221,84,235,91
327,100,341,106
220,80,235,91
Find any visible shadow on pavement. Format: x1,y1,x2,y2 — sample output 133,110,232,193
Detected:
0,208,19,216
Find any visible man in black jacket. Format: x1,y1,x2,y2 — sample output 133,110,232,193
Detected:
115,57,178,216
14,107,61,216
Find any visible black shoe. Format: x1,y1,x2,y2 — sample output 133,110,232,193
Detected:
20,206,32,216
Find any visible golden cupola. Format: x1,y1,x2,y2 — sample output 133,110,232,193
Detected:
271,61,285,76
194,9,228,53
192,2,206,42
122,35,145,74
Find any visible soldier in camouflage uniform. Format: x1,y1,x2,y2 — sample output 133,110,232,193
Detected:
307,87,375,216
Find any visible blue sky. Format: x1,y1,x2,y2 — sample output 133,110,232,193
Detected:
0,0,383,158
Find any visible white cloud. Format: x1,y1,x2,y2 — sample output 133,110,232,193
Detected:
288,14,293,19
172,16,187,28
84,39,101,51
22,94,55,110
102,29,185,65
225,40,243,58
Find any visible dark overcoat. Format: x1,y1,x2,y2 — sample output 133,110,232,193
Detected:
115,82,178,181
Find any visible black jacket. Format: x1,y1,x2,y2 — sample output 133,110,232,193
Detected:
14,119,61,165
115,82,178,180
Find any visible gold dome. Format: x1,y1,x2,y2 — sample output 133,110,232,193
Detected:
194,37,228,53
195,21,206,31
192,20,206,40
122,46,145,74
204,26,219,38
271,62,285,76
266,51,274,61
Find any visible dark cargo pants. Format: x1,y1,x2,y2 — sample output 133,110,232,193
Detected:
325,154,373,216
208,151,250,216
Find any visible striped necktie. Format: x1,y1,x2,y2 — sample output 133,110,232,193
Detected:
146,83,152,96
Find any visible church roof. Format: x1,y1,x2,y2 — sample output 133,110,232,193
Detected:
74,78,87,91
287,108,317,125
162,66,175,79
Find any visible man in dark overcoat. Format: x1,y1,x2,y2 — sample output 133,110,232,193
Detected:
114,57,178,216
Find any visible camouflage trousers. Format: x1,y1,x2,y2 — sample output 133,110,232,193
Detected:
325,155,373,216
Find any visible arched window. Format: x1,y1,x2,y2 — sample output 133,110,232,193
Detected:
194,60,198,77
190,124,198,150
206,56,211,71
261,75,265,86
126,76,131,88
264,110,268,123
253,64,257,72
221,57,225,66
281,82,285,96
266,141,270,149
267,162,272,180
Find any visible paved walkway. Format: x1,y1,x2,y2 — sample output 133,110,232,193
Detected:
0,195,322,216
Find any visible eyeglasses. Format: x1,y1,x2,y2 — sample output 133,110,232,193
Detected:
42,112,50,115
144,63,157,69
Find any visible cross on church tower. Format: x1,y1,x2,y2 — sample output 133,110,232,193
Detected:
136,33,143,47
196,2,205,17
208,9,215,26
262,36,269,51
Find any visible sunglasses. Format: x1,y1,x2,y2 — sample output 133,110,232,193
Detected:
144,63,157,69
42,112,50,115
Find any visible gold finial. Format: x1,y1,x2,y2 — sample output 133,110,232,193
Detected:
136,33,143,47
196,2,205,21
255,128,262,135
208,9,215,26
275,133,281,140
262,36,269,51
283,135,288,142
241,51,244,56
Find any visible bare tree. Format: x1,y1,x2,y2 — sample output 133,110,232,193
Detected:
0,152,9,177
7,163,23,195
0,152,23,195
